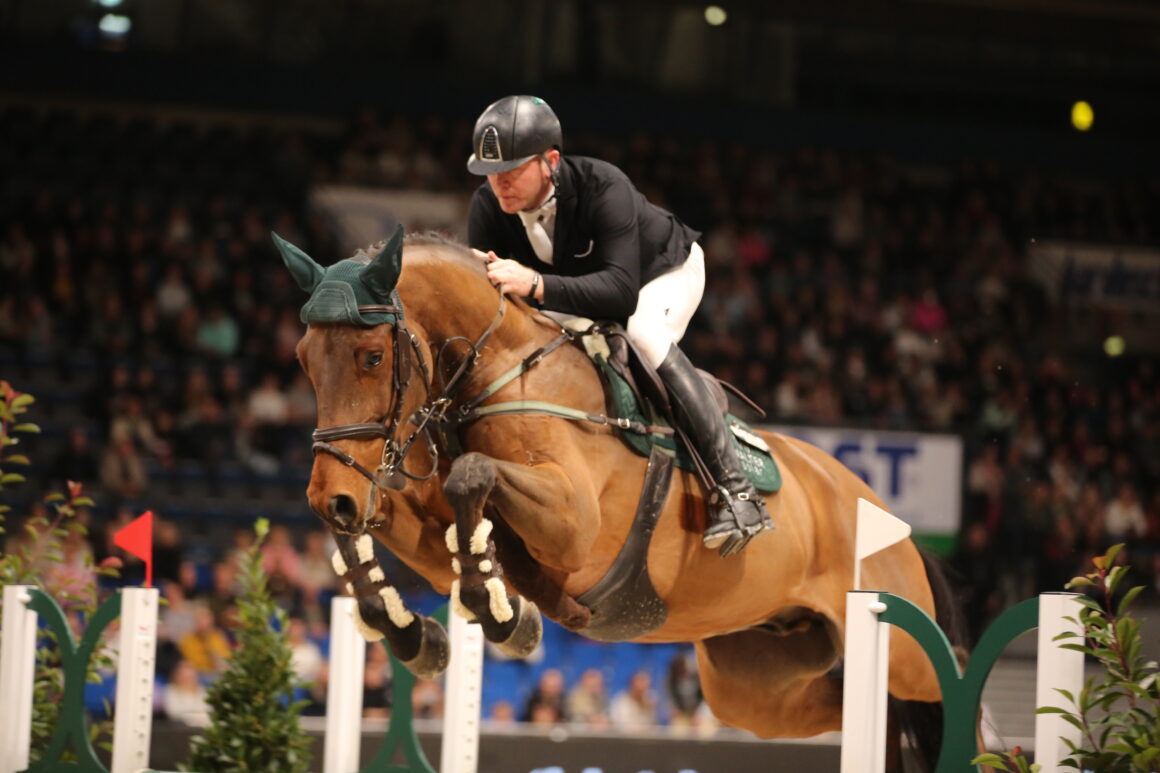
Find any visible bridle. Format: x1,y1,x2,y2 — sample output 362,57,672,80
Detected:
309,289,509,518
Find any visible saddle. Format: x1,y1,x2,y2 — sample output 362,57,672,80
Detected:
577,322,782,495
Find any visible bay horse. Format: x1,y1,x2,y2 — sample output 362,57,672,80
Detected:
276,227,957,763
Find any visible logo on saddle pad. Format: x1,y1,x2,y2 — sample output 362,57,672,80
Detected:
272,225,404,327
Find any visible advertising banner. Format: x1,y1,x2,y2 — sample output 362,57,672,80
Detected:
1030,240,1160,312
767,425,963,538
312,186,468,247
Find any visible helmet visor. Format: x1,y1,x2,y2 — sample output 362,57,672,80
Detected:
466,153,536,176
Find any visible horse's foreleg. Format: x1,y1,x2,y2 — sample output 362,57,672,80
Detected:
332,532,450,678
467,451,598,572
444,452,543,658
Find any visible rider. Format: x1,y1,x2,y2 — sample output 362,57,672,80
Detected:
465,95,773,556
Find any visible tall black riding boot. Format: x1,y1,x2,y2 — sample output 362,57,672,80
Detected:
655,344,774,557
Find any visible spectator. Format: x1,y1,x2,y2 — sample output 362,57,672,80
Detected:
521,668,566,724
412,678,444,719
153,518,187,588
247,371,290,464
299,530,338,619
163,660,210,725
609,670,659,731
261,525,302,607
488,700,517,727
156,264,192,319
666,649,703,728
48,427,100,491
363,643,391,719
158,581,201,644
45,522,97,612
109,392,158,452
178,607,232,677
195,304,240,357
565,668,610,727
98,436,148,503
287,617,324,684
1105,482,1147,543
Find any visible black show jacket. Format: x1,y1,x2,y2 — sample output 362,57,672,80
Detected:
468,155,701,323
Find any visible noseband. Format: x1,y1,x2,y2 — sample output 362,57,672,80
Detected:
310,292,508,500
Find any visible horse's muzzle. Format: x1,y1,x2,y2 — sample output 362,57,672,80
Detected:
327,494,361,531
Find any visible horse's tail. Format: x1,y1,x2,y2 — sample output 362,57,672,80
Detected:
889,546,968,773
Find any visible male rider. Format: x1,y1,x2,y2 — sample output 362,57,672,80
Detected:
466,95,772,556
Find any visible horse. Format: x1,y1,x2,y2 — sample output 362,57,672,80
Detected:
275,227,960,767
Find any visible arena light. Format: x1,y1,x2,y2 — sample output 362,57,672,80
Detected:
98,13,132,35
704,5,727,25
1104,335,1125,357
94,0,125,7
1071,100,1094,131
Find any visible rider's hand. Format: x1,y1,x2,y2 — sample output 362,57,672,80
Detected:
472,248,498,264
487,258,542,300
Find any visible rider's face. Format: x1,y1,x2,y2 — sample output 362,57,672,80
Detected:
487,152,557,214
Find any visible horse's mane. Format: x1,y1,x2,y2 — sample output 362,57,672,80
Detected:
350,230,549,327
349,231,486,279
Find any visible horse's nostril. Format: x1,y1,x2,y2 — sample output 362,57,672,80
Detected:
328,495,359,529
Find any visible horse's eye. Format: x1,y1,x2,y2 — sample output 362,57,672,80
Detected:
364,352,384,369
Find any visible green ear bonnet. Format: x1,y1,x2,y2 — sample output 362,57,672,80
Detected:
272,225,405,327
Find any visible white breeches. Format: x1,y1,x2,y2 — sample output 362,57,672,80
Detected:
539,242,705,369
626,241,705,368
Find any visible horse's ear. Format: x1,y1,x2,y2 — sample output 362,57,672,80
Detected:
361,224,404,300
272,232,325,293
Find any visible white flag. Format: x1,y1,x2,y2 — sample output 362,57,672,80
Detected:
853,498,912,591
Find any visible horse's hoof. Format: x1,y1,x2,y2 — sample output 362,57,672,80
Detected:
493,597,543,659
399,616,451,679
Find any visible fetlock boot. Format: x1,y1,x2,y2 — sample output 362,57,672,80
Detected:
655,344,774,557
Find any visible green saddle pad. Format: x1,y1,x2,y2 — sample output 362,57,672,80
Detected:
593,354,782,494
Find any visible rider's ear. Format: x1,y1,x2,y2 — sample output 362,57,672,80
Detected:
362,224,404,300
272,232,324,293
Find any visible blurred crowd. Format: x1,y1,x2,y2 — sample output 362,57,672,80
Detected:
1,101,1158,718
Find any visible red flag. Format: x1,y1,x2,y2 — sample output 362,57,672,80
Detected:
114,510,154,587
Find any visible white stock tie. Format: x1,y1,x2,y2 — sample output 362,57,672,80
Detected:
518,202,555,265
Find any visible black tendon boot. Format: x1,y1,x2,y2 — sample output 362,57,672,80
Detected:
655,344,774,557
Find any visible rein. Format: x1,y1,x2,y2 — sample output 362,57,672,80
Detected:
312,284,670,508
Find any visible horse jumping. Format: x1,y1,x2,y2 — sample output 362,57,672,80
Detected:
275,228,957,763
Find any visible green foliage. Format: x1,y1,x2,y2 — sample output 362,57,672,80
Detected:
974,748,1041,773
183,518,313,773
0,381,119,761
973,544,1160,773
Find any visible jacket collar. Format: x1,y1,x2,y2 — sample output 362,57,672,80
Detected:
551,157,577,264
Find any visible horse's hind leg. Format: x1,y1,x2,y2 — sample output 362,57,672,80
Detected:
332,532,450,678
444,452,543,658
694,622,845,739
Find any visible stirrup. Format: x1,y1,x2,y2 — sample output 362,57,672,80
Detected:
702,489,774,557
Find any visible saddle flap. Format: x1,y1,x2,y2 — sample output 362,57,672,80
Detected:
575,323,781,494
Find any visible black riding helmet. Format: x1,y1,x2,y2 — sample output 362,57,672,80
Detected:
466,95,562,176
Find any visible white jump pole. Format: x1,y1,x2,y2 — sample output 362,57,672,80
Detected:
1034,592,1084,772
0,585,38,773
841,498,911,773
112,587,160,773
840,590,891,773
440,613,484,773
324,597,368,773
